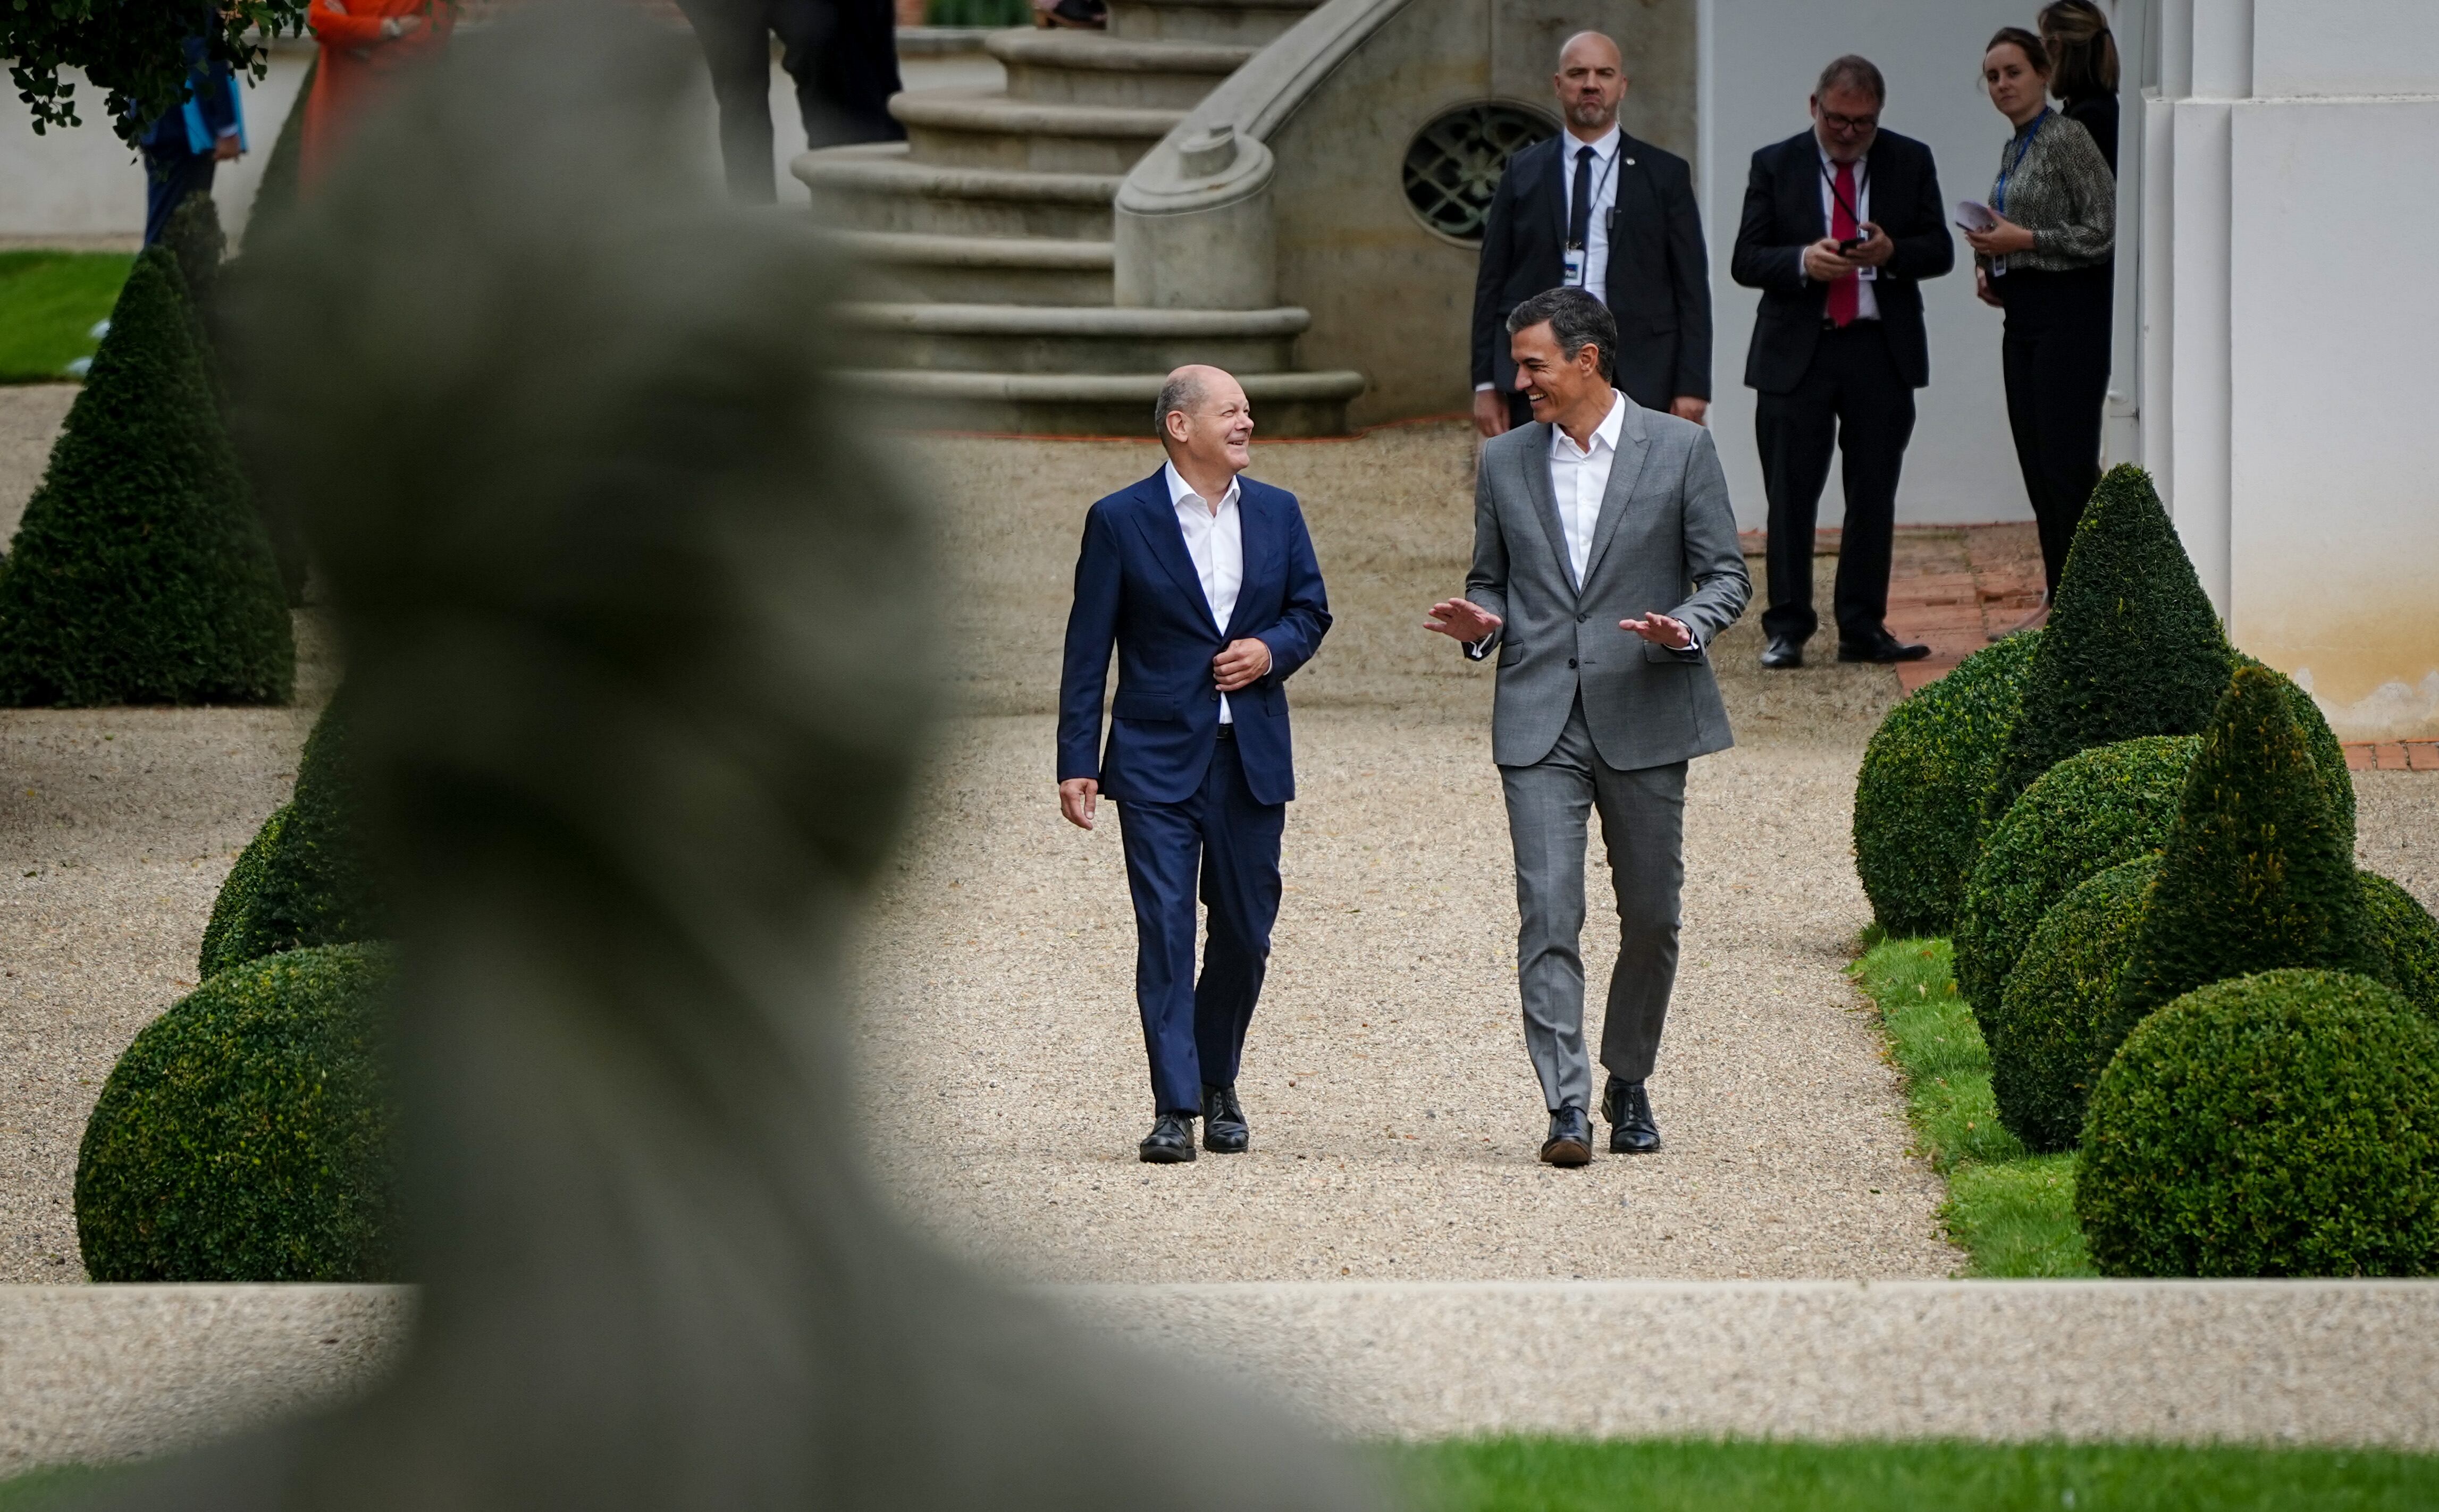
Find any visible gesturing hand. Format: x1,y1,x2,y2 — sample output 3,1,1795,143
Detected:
1424,598,1502,644
1620,611,1694,650
1058,778,1098,831
1213,637,1272,693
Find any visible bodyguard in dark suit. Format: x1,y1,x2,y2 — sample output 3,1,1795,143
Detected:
1058,366,1332,1164
134,23,244,247
1470,31,1712,436
1730,55,1952,667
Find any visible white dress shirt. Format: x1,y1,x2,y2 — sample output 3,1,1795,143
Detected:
1165,460,1244,724
1549,391,1626,586
1804,140,1880,321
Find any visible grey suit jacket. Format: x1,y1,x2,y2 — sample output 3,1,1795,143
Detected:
1464,398,1751,771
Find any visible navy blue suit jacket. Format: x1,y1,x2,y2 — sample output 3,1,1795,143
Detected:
1058,470,1330,807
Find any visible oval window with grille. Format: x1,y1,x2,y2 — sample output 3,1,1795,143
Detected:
1401,103,1559,244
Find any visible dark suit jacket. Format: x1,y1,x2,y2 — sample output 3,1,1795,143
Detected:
1470,131,1712,409
1729,129,1953,394
136,29,240,156
1057,471,1331,807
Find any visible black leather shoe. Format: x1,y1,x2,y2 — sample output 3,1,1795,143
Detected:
1201,1084,1248,1153
1540,1105,1592,1167
1837,629,1931,663
1760,634,1805,670
1139,1111,1197,1163
1602,1074,1662,1153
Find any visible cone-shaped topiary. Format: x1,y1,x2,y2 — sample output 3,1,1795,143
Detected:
244,53,315,248
2078,968,2439,1277
1854,632,2043,937
1954,734,2197,1025
158,193,226,373
2361,871,2439,1024
1984,465,2229,828
197,691,383,978
75,942,399,1282
1990,852,2158,1154
0,248,292,706
2236,652,2356,843
2106,665,2379,1060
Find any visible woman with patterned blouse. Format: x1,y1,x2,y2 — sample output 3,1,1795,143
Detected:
1965,24,2115,633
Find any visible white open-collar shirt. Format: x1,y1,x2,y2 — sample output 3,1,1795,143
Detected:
1549,391,1626,586
1164,459,1244,724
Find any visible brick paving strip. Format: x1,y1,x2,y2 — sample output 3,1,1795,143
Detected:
6,1281,2438,1466
1757,521,2436,767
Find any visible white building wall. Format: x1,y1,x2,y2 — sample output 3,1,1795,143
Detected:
1701,0,2051,528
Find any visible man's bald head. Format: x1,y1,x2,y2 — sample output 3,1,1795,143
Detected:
1554,31,1628,136
1156,364,1254,481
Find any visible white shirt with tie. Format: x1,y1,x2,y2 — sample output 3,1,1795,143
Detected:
1475,127,1624,396
1165,459,1244,725
1803,140,1880,322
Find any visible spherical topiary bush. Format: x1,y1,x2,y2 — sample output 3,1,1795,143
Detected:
2077,969,2439,1277
2361,871,2439,1023
75,943,399,1282
1953,734,2198,1028
1989,853,2158,1154
1854,632,2043,937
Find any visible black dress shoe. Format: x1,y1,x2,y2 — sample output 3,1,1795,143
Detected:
1139,1111,1197,1163
1540,1105,1592,1167
1200,1084,1248,1153
1760,634,1805,670
1837,630,1932,663
1602,1074,1662,1154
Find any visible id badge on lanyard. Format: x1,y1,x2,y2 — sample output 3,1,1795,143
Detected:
1563,246,1587,287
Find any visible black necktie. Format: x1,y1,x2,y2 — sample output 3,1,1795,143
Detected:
1569,145,1594,252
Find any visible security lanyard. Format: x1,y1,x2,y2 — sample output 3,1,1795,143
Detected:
1991,108,2049,215
1566,144,1623,253
1818,157,1869,232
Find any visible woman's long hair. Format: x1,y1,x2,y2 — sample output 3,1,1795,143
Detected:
2039,0,2120,99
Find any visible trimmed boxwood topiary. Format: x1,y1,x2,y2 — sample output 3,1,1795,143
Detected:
2109,666,2379,1058
1854,632,2044,937
2076,968,2439,1277
1953,734,2197,1028
2361,871,2439,1023
1984,466,2229,830
0,248,293,706
197,692,383,979
2236,652,2355,843
1990,852,2159,1154
75,942,400,1282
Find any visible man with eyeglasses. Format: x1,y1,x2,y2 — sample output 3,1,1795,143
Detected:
1730,55,1954,669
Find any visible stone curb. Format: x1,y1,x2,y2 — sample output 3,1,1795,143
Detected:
7,1280,2438,1472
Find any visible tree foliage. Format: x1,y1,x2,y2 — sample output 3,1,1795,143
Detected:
6,2,307,146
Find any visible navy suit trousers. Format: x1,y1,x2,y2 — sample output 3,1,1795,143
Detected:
1115,733,1284,1114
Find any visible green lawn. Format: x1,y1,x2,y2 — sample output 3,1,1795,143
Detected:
1852,934,2095,1276
0,1466,113,1508
0,251,137,384
1393,1436,2439,1511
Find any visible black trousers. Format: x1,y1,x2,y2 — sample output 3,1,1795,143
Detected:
676,0,905,204
1999,264,2113,596
1753,322,1916,645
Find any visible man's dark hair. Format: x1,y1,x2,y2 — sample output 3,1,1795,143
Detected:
1815,54,1886,105
1505,286,1616,382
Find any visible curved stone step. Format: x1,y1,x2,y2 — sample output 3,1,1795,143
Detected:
843,366,1366,437
1105,0,1322,47
890,90,1182,174
988,30,1255,109
795,144,1120,239
822,230,1116,305
840,301,1315,375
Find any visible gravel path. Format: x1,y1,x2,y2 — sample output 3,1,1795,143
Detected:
0,415,2427,1286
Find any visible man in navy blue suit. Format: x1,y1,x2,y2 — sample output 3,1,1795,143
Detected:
1058,365,1332,1164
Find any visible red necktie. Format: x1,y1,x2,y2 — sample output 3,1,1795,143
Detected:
1827,160,1860,327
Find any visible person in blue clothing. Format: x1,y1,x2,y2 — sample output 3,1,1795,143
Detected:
1057,364,1332,1165
136,26,246,246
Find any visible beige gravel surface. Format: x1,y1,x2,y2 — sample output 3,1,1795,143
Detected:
0,386,79,542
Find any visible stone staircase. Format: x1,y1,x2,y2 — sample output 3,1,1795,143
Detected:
796,3,1367,436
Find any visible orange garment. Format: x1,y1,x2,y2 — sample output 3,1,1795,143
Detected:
301,0,455,188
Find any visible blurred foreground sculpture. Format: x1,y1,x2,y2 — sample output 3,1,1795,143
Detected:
98,8,1383,1507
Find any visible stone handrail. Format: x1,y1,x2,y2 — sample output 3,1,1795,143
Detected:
1112,0,1415,309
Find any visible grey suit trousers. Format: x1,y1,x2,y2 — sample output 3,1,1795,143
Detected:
1501,697,1687,1113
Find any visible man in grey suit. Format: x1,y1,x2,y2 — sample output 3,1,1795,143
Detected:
1427,285,1750,1166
